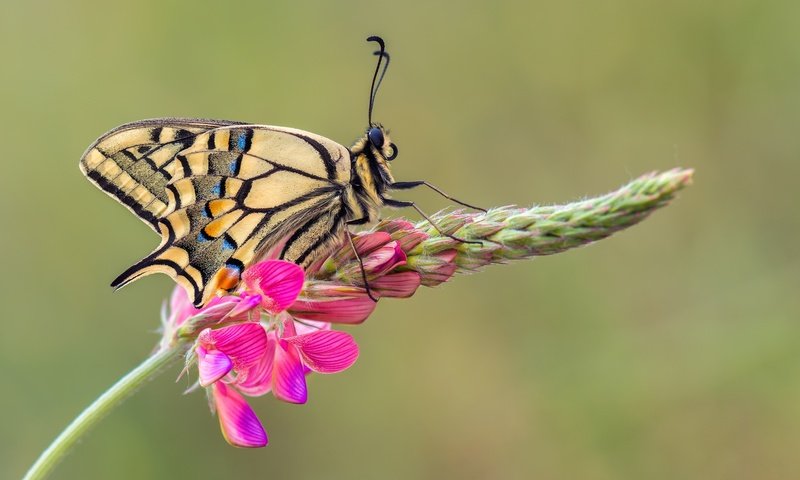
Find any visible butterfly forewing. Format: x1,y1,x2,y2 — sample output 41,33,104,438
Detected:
81,119,354,307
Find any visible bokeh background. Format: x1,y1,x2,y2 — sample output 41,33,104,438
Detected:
2,0,799,478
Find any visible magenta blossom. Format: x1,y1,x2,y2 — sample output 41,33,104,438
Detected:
188,260,359,448
196,323,267,388
242,260,306,314
289,284,378,324
234,317,359,404
195,322,270,447
160,288,261,351
284,231,421,323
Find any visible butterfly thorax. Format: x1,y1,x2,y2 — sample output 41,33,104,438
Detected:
345,126,395,223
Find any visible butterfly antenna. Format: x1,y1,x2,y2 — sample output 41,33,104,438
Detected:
366,35,386,126
371,51,390,109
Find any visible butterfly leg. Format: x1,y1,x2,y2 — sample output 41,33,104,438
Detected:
389,181,487,212
382,198,483,245
345,219,379,302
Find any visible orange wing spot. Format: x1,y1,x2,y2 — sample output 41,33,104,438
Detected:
212,265,241,292
208,199,236,217
203,210,243,238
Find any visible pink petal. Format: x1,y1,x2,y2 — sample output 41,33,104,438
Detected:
169,287,243,328
242,260,305,313
293,319,330,336
204,295,237,310
393,230,428,252
353,232,392,256
289,295,377,324
285,330,359,374
234,338,276,397
195,297,241,321
419,250,459,287
281,317,298,337
169,285,198,327
197,349,233,386
301,257,327,277
329,232,392,265
372,220,428,252
225,293,262,319
198,323,268,371
362,242,407,275
420,264,458,287
272,340,307,404
372,271,422,298
212,383,267,448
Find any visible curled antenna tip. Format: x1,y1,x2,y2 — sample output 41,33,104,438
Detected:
366,35,385,47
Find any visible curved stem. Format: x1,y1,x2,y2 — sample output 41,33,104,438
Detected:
23,346,181,480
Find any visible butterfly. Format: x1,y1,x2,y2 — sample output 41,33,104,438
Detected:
80,36,481,308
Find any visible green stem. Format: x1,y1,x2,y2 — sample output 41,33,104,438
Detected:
23,346,181,480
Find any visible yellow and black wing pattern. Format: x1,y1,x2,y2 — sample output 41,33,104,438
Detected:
80,118,352,307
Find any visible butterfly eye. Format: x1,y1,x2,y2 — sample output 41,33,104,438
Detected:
368,127,384,149
386,143,398,161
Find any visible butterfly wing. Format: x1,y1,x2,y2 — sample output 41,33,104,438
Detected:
80,118,246,231
81,120,353,307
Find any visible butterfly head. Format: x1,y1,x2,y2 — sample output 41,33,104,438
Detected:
365,124,398,161
350,123,397,185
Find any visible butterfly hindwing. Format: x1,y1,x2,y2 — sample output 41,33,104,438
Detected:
83,120,353,307
80,118,246,231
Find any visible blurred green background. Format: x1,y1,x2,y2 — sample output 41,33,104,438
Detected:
2,0,799,478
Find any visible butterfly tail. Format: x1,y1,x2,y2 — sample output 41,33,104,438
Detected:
110,256,170,291
110,248,204,306
111,246,246,308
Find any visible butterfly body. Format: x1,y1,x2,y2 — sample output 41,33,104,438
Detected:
81,118,395,307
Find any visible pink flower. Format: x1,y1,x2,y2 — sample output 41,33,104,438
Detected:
196,323,268,387
195,322,270,448
289,284,378,324
360,240,406,277
379,219,429,251
167,287,242,328
294,231,420,310
160,287,262,351
168,287,200,328
234,318,358,404
335,232,407,280
351,234,421,298
242,260,306,314
410,249,459,287
372,271,421,298
194,260,305,448
191,259,358,447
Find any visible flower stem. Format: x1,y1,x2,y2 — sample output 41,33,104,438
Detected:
23,346,181,480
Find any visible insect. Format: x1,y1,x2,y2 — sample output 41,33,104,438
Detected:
80,36,481,308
